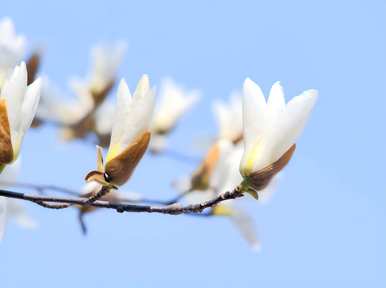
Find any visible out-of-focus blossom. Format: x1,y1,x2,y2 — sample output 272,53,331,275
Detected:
71,41,126,107
37,77,94,127
150,78,200,153
213,92,243,143
36,42,126,139
190,140,230,191
0,62,41,170
240,79,317,197
0,158,37,240
0,18,26,87
85,76,154,187
212,202,261,252
87,42,127,96
25,51,41,86
93,100,115,146
188,91,242,191
184,141,262,251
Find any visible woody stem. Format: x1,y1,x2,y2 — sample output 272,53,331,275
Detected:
0,187,244,215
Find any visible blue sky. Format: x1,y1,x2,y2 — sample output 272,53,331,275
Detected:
0,0,385,287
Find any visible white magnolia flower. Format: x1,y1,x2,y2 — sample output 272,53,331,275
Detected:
0,62,41,169
88,41,127,94
211,141,276,199
240,78,317,193
213,92,243,143
152,78,200,133
94,100,115,136
0,159,37,240
37,77,94,126
190,139,231,190
150,78,200,153
184,141,261,251
38,42,126,131
85,75,155,187
0,18,26,87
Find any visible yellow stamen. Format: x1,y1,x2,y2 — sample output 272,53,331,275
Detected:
106,144,121,163
212,204,234,216
242,142,262,176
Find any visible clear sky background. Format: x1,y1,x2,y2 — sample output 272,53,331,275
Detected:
1,0,385,287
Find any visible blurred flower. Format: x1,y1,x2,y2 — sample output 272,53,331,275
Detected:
213,92,243,143
0,18,26,87
36,42,126,139
37,77,94,127
185,141,262,251
190,140,229,191
150,78,200,153
25,51,41,86
0,158,37,240
70,41,126,107
85,76,154,187
240,78,317,197
188,91,242,191
212,202,261,252
0,62,41,170
88,42,127,96
93,100,115,146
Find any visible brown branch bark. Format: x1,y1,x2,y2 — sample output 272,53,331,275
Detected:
0,187,244,215
0,181,186,205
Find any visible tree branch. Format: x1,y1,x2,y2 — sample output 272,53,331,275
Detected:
0,187,244,215
0,181,187,205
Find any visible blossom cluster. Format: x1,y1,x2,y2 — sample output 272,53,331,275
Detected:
0,18,317,249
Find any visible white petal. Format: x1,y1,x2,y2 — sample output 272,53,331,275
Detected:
109,79,132,150
209,140,234,191
42,77,93,139
267,81,285,116
0,18,15,37
81,181,102,195
19,78,41,136
242,78,267,148
94,101,115,135
240,81,317,175
89,41,127,90
69,78,92,107
134,74,151,99
1,62,27,143
272,89,318,160
212,100,228,137
213,92,243,141
0,18,26,74
10,77,41,158
152,78,200,132
107,76,154,161
229,205,260,251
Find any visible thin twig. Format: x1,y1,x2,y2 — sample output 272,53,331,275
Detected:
0,181,186,205
0,187,244,215
0,181,80,196
85,186,112,204
78,211,88,235
32,200,72,209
